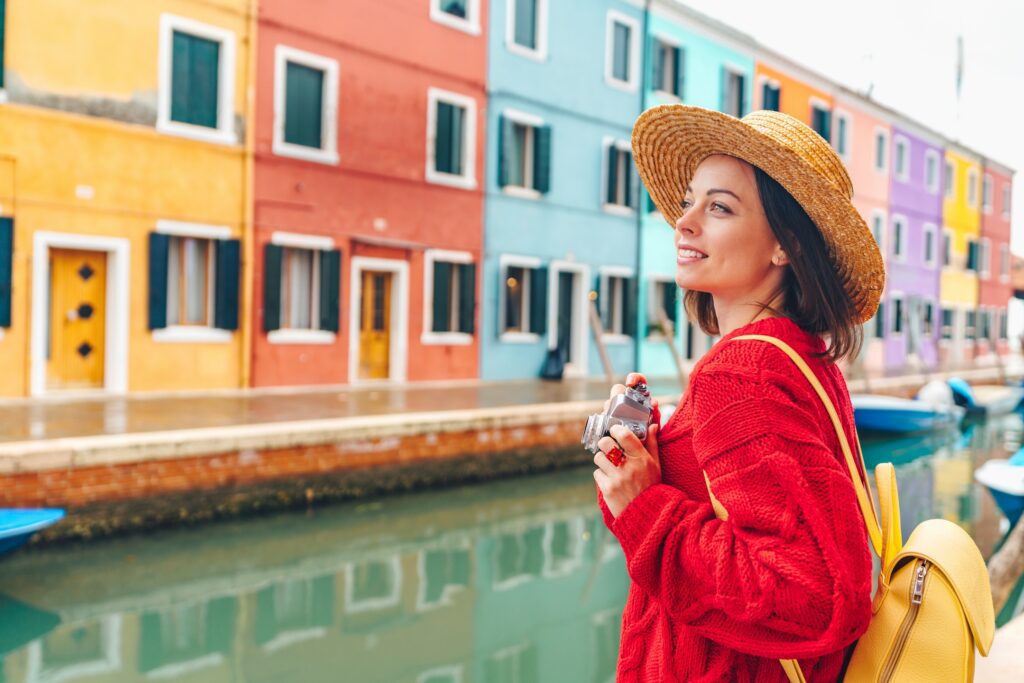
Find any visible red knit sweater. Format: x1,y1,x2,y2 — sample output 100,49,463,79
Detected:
598,317,873,682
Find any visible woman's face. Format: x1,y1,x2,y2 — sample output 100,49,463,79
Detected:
674,154,785,301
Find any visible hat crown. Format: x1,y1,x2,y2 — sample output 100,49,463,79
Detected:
741,110,854,201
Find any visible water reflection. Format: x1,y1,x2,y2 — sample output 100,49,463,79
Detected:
0,414,1022,682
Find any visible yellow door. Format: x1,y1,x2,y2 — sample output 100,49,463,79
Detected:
48,249,107,390
359,271,391,379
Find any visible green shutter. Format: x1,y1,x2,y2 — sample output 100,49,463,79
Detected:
263,244,283,332
0,0,6,89
148,232,170,330
718,66,727,113
650,39,662,92
204,597,238,656
432,260,451,332
171,31,220,129
675,47,684,98
623,277,637,337
498,115,511,187
625,151,634,208
435,101,454,174
458,262,476,334
311,576,335,628
529,266,548,335
606,145,618,204
449,104,464,176
534,125,551,193
967,241,978,271
0,217,11,327
737,73,747,116
594,275,605,329
284,61,324,149
253,588,278,646
319,249,341,332
665,282,679,325
137,612,163,672
214,238,240,331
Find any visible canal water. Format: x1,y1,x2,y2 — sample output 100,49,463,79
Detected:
1,415,1023,683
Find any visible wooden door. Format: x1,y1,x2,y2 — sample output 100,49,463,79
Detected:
48,249,107,390
359,270,391,379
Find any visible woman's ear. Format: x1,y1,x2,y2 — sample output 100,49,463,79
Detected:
771,249,790,267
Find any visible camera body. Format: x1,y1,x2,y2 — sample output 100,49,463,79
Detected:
581,381,654,454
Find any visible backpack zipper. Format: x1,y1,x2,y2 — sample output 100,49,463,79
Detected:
879,560,930,683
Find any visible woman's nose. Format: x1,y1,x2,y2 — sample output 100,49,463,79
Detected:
675,210,700,235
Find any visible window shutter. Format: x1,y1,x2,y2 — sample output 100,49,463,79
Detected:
623,277,637,337
664,281,679,325
253,588,278,646
625,151,635,209
214,238,240,331
458,262,476,334
718,66,727,113
171,32,220,129
606,145,618,205
737,74,747,116
675,48,684,97
435,101,454,174
204,597,238,656
138,612,163,673
594,274,606,329
319,249,341,333
650,39,662,92
432,260,452,333
284,62,324,149
967,241,978,271
0,0,5,89
311,576,335,628
148,232,170,330
263,243,283,332
534,125,552,193
529,266,548,335
498,115,511,187
0,217,11,327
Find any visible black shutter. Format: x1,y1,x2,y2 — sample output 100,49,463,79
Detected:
529,266,548,335
606,145,618,205
148,232,170,330
498,115,511,187
534,125,551,193
435,101,453,174
623,277,637,337
214,238,240,331
0,217,12,327
263,243,283,332
319,249,341,332
458,262,476,334
432,260,452,332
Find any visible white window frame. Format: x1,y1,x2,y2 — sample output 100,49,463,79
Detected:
422,248,474,345
646,275,676,339
944,160,955,199
498,254,541,343
500,108,544,200
601,137,634,216
923,223,938,269
415,541,471,612
873,127,889,174
425,88,478,190
982,173,993,214
967,168,979,207
598,265,633,344
272,45,339,165
890,214,908,263
890,291,906,338
1000,243,1010,283
652,34,684,99
157,14,237,145
416,665,464,683
870,209,887,256
541,517,585,578
1003,184,1012,219
604,10,640,93
833,108,851,162
267,231,336,345
152,220,233,344
942,227,954,269
979,237,992,279
429,0,481,36
506,0,549,62
924,149,940,194
344,557,403,614
894,136,910,182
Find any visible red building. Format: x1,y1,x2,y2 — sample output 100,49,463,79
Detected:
977,160,1014,357
252,0,488,386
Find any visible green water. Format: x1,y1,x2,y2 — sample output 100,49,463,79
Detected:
1,414,1022,683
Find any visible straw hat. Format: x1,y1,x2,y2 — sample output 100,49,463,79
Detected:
632,104,885,323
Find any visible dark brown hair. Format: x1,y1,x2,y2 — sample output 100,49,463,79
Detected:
683,165,862,363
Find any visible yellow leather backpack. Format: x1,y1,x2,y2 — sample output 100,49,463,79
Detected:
710,336,997,682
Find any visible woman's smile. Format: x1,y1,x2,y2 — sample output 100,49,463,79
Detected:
676,245,708,265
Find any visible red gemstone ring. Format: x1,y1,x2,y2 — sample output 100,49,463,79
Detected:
606,446,625,467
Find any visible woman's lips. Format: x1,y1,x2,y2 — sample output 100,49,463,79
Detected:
677,247,708,265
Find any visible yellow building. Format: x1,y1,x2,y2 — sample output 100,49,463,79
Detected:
940,144,983,364
0,0,254,396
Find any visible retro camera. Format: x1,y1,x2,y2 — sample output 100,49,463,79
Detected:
581,381,654,454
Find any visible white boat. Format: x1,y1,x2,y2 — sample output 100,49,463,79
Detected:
851,394,965,434
975,457,1024,527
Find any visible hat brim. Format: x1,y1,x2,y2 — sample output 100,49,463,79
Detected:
632,105,885,324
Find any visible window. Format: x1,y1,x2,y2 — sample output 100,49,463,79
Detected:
494,527,545,588
923,223,937,268
968,168,978,206
263,233,340,342
507,0,547,59
604,141,635,210
983,174,993,213
870,212,886,253
606,12,639,91
139,598,237,674
345,558,401,613
761,80,781,111
942,228,953,267
834,111,850,158
418,546,470,610
498,112,551,195
484,642,539,683
167,236,213,326
273,46,339,165
891,215,907,261
430,0,481,35
1000,244,1010,282
810,103,831,142
925,150,939,194
894,137,909,181
501,258,546,339
722,68,746,117
892,297,904,335
1000,310,1009,340
0,0,6,90
424,250,476,341
0,217,11,329
874,301,886,339
944,160,955,199
965,310,976,341
966,239,979,271
647,278,678,337
873,129,888,173
941,308,954,340
158,14,236,144
597,271,636,338
1003,185,1012,218
427,88,477,189
653,39,684,97
923,301,935,336
980,309,992,341
979,238,991,278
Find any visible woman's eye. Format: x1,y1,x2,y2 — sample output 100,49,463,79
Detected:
710,202,731,213
680,199,692,210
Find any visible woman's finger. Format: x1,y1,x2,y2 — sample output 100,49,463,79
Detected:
597,434,622,455
593,450,620,476
593,468,612,492
626,372,648,386
603,383,627,412
609,424,646,456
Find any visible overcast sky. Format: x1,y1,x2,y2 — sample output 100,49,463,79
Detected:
680,0,1024,254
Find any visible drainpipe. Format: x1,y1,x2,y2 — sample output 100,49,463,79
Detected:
634,0,652,374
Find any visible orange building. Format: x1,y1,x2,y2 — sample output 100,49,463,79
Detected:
251,0,488,387
754,55,834,137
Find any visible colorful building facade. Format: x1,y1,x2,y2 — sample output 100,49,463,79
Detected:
940,145,984,364
978,159,1014,356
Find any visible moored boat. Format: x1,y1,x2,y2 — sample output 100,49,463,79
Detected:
851,394,965,434
974,454,1024,527
0,509,65,556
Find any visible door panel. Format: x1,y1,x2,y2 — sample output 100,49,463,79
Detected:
359,271,391,380
556,271,574,365
48,249,107,390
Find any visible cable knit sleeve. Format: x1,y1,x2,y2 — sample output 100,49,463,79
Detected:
609,345,872,660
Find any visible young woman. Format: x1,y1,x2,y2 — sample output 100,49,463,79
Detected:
592,106,885,681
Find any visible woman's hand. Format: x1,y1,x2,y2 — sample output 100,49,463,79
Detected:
594,373,662,519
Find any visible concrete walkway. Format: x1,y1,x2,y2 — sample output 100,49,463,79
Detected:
976,614,1024,681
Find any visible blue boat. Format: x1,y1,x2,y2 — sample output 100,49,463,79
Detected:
0,509,65,556
851,394,965,434
948,377,1024,418
974,449,1024,527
